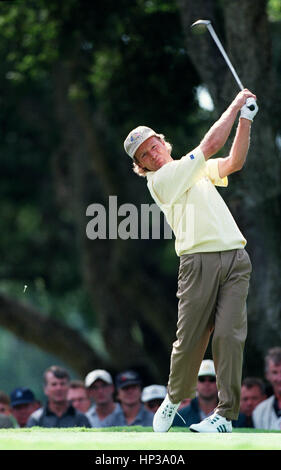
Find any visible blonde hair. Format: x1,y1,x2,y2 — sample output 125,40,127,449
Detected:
132,134,172,177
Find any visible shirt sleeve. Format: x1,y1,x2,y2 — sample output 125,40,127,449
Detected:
147,146,206,205
205,158,228,187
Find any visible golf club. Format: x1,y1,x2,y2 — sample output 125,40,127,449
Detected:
191,19,255,110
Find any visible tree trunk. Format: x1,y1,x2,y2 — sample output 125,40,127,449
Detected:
51,62,177,381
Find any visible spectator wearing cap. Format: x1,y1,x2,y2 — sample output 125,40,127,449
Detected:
112,370,154,426
172,360,218,427
67,380,91,414
141,385,166,414
10,387,39,428
26,365,91,428
85,369,122,427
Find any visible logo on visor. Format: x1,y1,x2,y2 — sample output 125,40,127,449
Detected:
130,132,141,142
190,154,195,160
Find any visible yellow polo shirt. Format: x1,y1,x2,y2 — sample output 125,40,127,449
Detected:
146,147,246,256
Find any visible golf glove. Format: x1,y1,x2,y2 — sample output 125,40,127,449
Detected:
240,97,258,121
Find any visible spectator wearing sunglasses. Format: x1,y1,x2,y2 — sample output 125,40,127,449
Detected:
141,385,167,414
172,360,218,427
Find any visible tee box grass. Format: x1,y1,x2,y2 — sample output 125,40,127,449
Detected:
0,426,280,451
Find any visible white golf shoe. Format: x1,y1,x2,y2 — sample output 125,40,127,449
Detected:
189,413,232,433
153,394,180,432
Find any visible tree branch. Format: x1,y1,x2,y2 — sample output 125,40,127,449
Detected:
0,293,109,376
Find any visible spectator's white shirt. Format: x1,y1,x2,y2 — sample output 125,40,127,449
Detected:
252,395,281,430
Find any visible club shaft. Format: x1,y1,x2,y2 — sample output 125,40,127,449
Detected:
206,23,244,91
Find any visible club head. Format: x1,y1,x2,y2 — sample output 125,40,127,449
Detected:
191,19,211,29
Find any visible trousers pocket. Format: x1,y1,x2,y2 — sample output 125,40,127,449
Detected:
177,254,195,287
237,249,252,273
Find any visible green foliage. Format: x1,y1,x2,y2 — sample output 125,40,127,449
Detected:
267,0,281,21
0,2,59,82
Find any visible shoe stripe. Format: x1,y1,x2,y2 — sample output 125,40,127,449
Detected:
217,424,227,432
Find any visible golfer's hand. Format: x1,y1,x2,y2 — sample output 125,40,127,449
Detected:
233,89,257,109
240,97,259,121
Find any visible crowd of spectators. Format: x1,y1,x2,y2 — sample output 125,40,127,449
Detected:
0,346,280,430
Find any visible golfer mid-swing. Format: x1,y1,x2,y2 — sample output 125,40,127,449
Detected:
124,89,258,433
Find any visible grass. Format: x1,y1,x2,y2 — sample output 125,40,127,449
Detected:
0,427,280,450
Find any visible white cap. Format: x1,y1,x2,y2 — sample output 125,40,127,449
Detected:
84,369,113,388
124,126,158,159
141,384,166,402
198,360,216,377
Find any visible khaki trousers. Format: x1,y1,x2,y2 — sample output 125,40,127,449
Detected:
167,249,252,420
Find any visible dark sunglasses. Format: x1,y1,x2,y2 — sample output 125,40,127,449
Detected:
146,399,163,409
198,376,216,383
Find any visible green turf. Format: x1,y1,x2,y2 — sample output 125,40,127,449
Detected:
0,427,280,450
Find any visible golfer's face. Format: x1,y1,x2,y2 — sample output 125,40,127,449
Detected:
135,136,171,172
